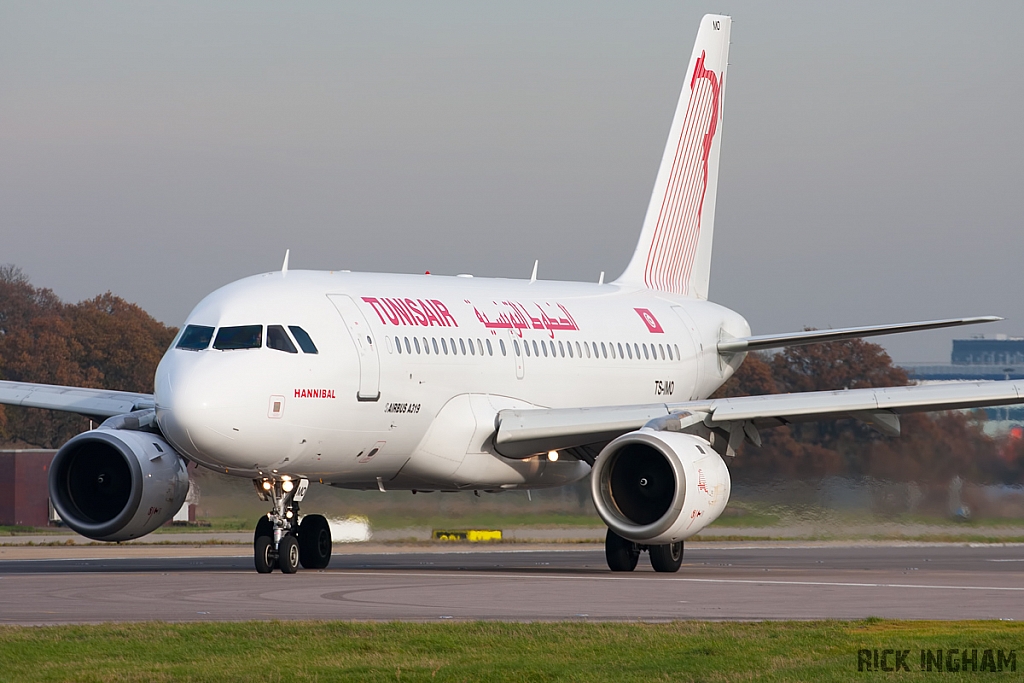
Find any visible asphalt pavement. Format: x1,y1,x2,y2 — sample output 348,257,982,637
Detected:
1,543,1021,624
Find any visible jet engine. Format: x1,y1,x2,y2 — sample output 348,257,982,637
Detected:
49,427,189,542
591,429,730,545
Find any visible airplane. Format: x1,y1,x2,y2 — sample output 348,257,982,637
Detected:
3,14,1023,574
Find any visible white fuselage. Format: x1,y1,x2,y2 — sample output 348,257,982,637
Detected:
153,270,749,491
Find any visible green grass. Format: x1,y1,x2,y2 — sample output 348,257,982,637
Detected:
0,620,1020,682
704,508,783,527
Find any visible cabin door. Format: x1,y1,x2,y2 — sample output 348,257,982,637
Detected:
328,294,381,401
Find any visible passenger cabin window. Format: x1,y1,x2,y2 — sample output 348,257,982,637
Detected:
288,326,318,354
267,325,298,353
213,325,263,350
176,325,214,351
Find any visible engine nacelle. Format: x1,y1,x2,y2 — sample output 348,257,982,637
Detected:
591,429,730,545
49,428,189,542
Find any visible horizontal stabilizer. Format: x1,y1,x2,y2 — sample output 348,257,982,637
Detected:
716,316,1001,354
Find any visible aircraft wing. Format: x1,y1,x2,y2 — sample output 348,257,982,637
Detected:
717,316,1001,354
0,380,154,420
494,380,1024,459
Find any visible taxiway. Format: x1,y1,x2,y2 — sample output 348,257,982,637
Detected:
0,544,1020,624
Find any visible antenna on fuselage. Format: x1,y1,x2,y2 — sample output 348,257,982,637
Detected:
281,249,290,277
598,271,605,285
529,260,538,284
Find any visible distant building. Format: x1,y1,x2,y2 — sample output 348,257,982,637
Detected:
0,450,55,527
902,335,1024,429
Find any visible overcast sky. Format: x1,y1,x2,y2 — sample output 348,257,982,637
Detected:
2,1,1022,362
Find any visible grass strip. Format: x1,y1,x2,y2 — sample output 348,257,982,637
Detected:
0,620,1021,682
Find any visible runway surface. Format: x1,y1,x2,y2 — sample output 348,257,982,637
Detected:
1,544,1021,624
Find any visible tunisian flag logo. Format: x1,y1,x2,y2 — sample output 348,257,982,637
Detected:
634,308,664,333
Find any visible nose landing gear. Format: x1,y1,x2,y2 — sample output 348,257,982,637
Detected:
252,476,333,573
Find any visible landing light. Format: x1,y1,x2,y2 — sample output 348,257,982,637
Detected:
282,480,294,492
547,450,559,462
261,481,272,491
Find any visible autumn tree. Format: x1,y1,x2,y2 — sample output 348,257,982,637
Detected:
714,336,1001,484
0,266,177,448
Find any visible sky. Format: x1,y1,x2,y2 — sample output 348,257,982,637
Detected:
2,1,1022,362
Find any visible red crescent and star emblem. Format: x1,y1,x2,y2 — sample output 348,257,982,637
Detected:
634,308,664,333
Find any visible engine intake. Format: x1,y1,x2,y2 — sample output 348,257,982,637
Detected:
591,429,730,545
49,428,189,542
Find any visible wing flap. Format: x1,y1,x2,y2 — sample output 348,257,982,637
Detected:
0,380,154,420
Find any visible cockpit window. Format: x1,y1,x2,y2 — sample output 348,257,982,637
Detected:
288,326,318,354
267,325,298,353
213,325,263,350
176,325,214,351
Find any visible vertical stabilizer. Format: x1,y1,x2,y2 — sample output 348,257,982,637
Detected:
617,14,730,299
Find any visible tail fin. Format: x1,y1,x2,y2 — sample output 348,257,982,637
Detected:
617,14,730,299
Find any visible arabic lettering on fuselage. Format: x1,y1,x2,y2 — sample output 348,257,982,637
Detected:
470,300,579,338
362,297,458,328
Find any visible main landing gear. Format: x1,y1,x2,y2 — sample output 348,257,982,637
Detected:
252,476,333,574
605,529,683,573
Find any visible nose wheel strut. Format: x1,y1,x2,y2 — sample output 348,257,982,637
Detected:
252,476,327,574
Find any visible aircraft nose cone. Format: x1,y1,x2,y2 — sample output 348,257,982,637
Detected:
154,351,208,461
155,349,275,472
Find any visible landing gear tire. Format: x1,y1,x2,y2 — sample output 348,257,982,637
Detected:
254,516,278,571
254,515,273,543
278,535,300,574
254,535,275,574
299,514,332,569
650,541,683,573
605,529,640,572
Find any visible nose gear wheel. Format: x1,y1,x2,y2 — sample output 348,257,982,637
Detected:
250,476,330,574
